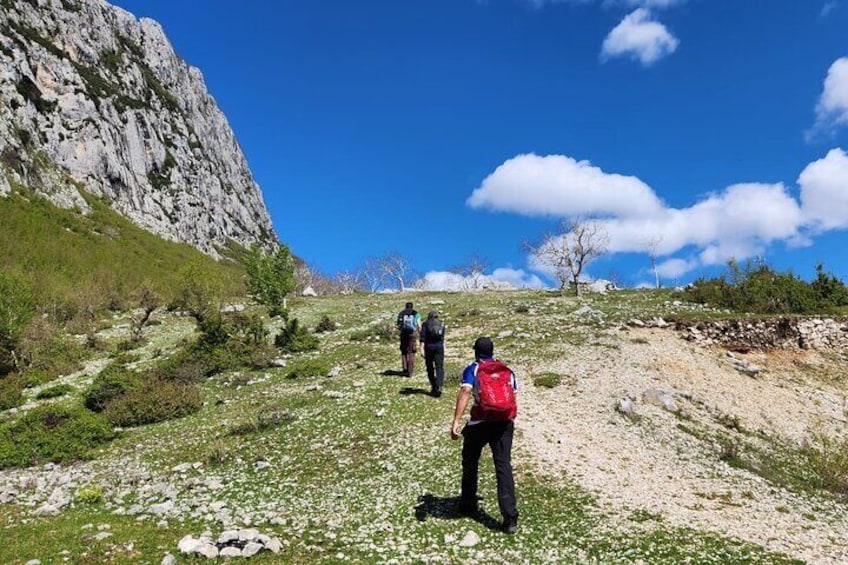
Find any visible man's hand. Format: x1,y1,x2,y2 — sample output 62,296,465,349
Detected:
451,420,462,440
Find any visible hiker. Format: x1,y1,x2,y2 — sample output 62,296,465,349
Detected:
419,310,446,397
451,336,519,534
396,301,420,378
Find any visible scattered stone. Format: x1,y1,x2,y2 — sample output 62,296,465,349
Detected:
178,535,202,555
196,543,219,559
265,538,282,553
327,366,342,378
642,389,679,413
301,286,318,297
150,500,174,515
219,546,242,557
430,299,445,305
242,542,263,557
376,409,386,418
628,319,646,328
161,555,176,565
253,460,271,471
458,530,480,547
616,398,635,418
25,560,41,565
157,520,169,529
271,358,287,367
238,528,260,542
729,357,761,376
324,390,343,399
93,532,112,541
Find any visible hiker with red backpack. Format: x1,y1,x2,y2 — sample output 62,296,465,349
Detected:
450,336,519,534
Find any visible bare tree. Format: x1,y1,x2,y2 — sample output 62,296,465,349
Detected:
642,235,663,290
452,253,491,290
362,258,386,293
333,270,364,294
379,253,415,292
526,218,610,296
130,286,160,342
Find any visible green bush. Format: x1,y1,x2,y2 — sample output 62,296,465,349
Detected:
685,260,848,315
245,244,296,318
275,317,319,353
75,485,103,505
103,378,202,428
802,433,848,495
286,358,330,379
533,372,563,389
84,364,140,412
0,374,26,410
315,315,337,333
36,383,73,399
0,404,115,469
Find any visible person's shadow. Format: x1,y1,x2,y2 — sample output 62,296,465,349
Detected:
414,494,502,531
399,386,430,396
380,369,408,377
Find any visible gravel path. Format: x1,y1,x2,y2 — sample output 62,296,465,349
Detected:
517,327,848,564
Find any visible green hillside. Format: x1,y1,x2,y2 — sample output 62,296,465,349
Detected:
0,182,246,311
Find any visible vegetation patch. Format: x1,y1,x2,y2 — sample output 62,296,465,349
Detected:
0,404,115,469
35,383,73,399
686,260,848,314
274,317,319,353
533,372,563,388
285,358,330,379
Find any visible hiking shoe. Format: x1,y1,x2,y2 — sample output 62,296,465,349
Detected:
502,517,518,534
433,389,442,398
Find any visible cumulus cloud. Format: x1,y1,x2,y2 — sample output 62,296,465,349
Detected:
799,148,848,230
470,150,848,280
467,154,664,218
811,58,848,135
600,9,679,65
417,268,547,291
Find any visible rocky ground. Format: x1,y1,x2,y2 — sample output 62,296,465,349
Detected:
1,289,847,564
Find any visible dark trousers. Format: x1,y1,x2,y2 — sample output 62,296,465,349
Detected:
424,347,444,392
461,420,517,521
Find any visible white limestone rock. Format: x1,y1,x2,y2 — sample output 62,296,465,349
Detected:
0,0,277,256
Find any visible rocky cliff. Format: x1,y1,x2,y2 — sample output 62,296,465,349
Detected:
0,0,276,256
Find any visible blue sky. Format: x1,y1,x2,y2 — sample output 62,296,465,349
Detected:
109,0,848,288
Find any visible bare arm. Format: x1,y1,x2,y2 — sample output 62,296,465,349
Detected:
451,387,472,439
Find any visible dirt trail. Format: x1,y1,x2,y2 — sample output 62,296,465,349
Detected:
516,328,848,564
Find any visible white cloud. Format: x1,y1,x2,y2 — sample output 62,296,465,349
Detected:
417,268,547,291
799,148,848,230
812,58,848,136
467,153,665,218
600,9,679,65
472,151,848,281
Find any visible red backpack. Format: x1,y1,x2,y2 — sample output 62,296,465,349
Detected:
472,360,517,421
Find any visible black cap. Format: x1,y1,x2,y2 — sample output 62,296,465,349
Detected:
473,336,494,358
405,302,414,309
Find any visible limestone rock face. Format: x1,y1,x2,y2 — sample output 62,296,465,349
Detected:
0,0,276,255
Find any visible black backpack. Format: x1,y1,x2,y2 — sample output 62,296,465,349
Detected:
425,320,444,344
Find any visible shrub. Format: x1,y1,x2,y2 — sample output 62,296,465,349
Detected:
0,374,26,410
245,243,296,318
533,372,563,389
685,260,848,315
84,364,140,412
0,404,115,469
349,321,396,343
103,378,202,427
275,317,319,353
36,383,73,399
286,358,330,379
75,485,103,505
315,315,337,333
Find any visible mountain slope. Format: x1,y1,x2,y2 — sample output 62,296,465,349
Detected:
0,0,276,256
